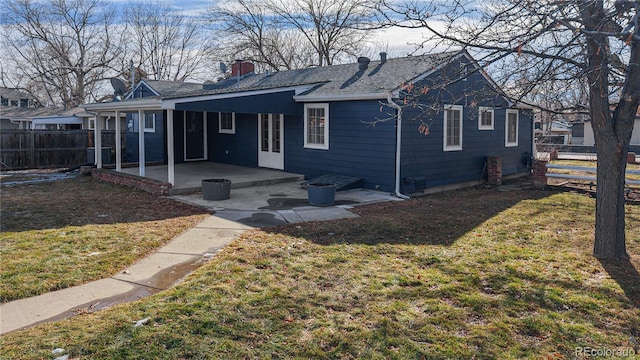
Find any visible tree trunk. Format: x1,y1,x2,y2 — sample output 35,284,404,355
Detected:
593,139,629,259
580,0,634,260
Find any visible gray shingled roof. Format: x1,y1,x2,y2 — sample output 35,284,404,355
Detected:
0,106,90,120
153,51,461,100
138,80,205,97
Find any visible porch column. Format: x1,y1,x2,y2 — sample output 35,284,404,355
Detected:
167,109,175,185
203,111,208,159
138,109,145,177
95,112,102,168
115,110,122,172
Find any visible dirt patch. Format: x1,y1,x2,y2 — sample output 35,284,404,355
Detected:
1,175,209,232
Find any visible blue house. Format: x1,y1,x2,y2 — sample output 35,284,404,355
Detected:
83,50,533,195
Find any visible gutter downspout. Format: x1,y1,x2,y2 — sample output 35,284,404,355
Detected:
387,95,411,200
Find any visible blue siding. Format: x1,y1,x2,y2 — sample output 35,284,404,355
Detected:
208,112,258,167
125,82,167,162
125,111,165,163
130,82,158,99
399,60,534,192
123,58,532,194
285,100,397,191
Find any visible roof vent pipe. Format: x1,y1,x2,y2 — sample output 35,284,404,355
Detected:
380,52,387,64
357,57,370,70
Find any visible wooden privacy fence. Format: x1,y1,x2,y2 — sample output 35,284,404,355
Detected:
0,130,125,170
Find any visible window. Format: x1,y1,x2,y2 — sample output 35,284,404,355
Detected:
478,107,494,130
219,112,235,134
304,103,329,150
88,118,95,130
144,113,155,132
443,105,463,151
505,109,519,147
129,112,156,133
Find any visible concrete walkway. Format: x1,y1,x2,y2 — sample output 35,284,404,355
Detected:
0,185,400,335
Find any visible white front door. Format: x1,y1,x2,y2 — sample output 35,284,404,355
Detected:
258,113,284,169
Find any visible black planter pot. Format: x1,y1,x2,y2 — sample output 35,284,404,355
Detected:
202,178,231,200
307,182,336,206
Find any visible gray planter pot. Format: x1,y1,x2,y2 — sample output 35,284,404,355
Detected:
202,178,231,200
307,182,336,206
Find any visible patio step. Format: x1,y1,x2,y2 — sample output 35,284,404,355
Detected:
169,174,305,195
300,175,363,191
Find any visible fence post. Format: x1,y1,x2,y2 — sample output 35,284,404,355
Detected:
532,160,548,188
29,130,35,168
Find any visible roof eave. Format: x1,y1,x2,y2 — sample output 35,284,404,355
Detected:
515,103,535,110
162,85,316,109
293,92,389,102
81,98,163,111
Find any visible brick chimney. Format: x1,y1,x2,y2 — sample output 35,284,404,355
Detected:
231,61,255,77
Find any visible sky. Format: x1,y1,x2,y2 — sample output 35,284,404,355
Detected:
0,0,437,59
133,0,433,58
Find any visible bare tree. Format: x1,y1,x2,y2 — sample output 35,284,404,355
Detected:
379,0,639,260
2,0,125,108
211,0,316,71
211,0,378,69
125,2,214,82
268,0,378,66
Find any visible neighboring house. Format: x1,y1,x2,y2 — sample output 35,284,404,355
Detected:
570,120,587,145
0,87,37,130
0,105,125,131
0,87,36,108
535,119,573,144
82,50,534,195
582,111,640,147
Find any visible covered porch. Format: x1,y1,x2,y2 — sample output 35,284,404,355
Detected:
120,162,304,195
83,94,299,191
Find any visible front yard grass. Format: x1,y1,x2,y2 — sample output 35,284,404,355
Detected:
1,184,639,359
0,176,209,302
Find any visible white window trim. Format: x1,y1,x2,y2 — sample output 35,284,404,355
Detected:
443,105,463,151
144,113,156,133
218,112,236,134
505,109,519,147
130,113,156,133
478,107,494,130
88,118,95,130
304,103,329,150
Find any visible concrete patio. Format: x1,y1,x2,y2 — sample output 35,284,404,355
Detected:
120,162,304,194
